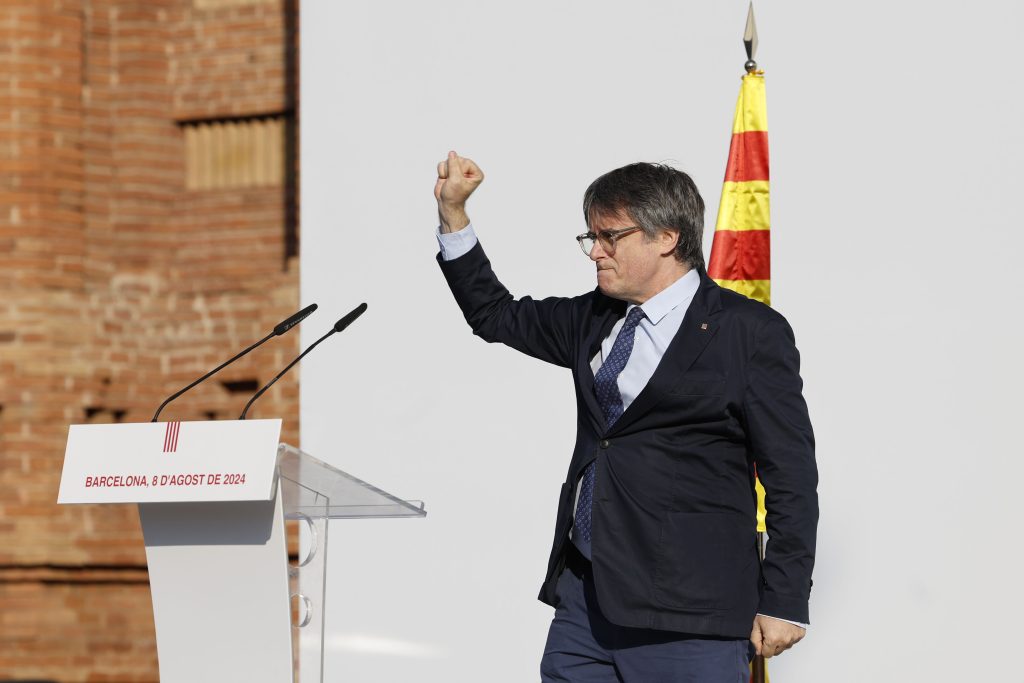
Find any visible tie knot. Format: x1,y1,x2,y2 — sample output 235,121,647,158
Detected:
623,306,646,330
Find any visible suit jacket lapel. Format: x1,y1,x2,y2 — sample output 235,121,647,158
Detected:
578,293,626,431
608,273,723,436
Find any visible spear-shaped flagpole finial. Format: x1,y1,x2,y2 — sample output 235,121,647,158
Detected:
743,2,759,73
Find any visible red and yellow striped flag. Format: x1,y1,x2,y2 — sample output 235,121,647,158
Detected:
709,70,772,683
709,71,771,307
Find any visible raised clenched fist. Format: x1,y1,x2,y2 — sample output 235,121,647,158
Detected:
434,151,483,233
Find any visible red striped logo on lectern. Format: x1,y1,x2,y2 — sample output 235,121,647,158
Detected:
163,421,181,453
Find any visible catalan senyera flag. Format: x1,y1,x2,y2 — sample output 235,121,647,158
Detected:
709,72,771,307
709,70,772,683
707,71,771,539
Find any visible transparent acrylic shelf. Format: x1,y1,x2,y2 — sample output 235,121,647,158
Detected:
275,442,426,682
276,443,426,519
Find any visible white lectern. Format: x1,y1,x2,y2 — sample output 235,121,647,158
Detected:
57,419,426,683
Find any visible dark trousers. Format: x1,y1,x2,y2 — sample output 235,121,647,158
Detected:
541,546,752,683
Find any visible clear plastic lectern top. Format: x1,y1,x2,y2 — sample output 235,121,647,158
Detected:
277,443,426,519
276,443,425,683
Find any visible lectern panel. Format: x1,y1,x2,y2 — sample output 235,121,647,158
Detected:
140,494,293,683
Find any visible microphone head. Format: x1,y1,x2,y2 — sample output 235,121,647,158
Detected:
333,303,368,333
274,303,318,336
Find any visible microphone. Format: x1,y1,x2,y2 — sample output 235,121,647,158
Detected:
239,303,367,420
150,303,318,422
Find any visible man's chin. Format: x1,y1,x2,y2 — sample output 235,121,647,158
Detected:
596,279,617,298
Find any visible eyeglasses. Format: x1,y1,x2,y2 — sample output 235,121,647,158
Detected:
576,226,642,256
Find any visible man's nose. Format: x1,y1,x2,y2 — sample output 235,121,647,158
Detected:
589,240,606,261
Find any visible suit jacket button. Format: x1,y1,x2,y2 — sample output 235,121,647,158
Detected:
600,439,610,449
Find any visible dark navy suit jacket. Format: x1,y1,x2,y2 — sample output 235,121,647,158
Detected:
439,242,818,638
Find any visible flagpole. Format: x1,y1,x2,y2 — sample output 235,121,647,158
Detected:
752,536,767,683
744,1,758,74
753,475,767,683
709,5,771,679
744,8,768,683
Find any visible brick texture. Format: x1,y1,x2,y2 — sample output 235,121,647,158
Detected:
0,580,158,682
0,0,299,679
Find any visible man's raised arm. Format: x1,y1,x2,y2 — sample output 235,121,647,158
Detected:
432,151,579,370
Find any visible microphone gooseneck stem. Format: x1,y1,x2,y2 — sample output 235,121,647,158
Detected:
238,329,335,420
151,331,274,423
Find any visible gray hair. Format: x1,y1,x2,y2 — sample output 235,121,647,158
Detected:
582,162,706,270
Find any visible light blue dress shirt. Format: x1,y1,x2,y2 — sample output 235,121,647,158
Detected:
588,269,700,402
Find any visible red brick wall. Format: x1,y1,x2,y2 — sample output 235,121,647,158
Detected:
173,0,295,120
1,0,299,679
1,570,156,682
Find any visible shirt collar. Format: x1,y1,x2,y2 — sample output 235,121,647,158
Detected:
630,268,701,325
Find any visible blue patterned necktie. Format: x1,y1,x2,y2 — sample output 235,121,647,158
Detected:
573,306,646,559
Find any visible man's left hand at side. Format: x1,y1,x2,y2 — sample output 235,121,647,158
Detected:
750,614,806,658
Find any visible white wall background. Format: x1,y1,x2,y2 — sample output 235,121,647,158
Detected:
300,1,1024,680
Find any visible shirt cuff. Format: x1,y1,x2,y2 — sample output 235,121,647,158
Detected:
436,223,478,261
757,613,809,629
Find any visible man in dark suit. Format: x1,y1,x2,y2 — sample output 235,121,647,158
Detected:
434,151,817,682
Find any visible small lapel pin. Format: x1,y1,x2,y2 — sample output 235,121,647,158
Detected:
700,322,708,330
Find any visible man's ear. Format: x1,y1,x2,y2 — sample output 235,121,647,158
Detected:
658,229,680,257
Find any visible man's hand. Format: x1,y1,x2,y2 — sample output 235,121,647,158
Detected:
434,151,483,233
750,615,805,658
